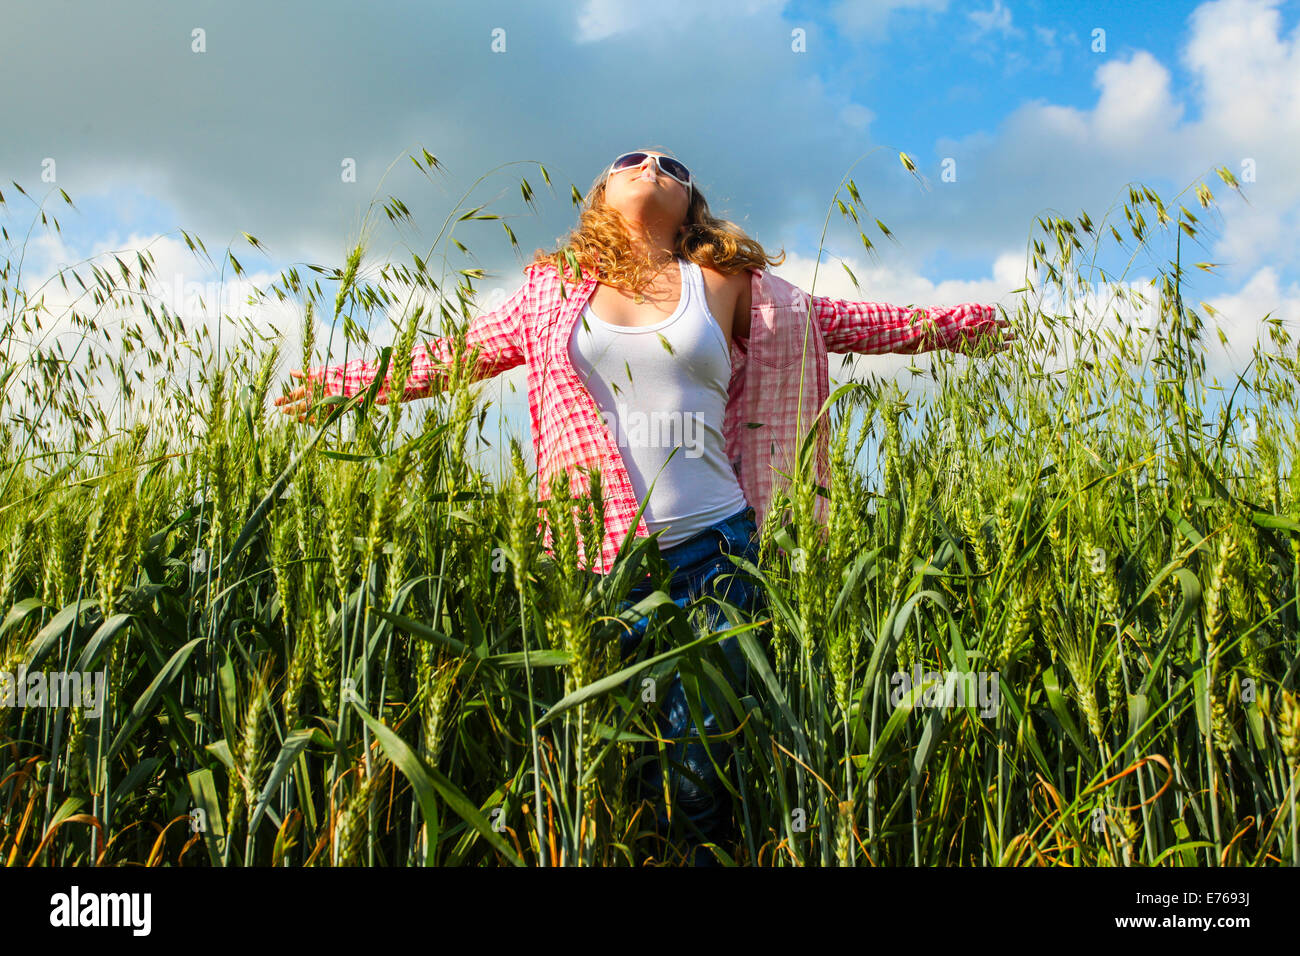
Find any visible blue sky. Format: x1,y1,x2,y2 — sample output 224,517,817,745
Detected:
2,0,1298,470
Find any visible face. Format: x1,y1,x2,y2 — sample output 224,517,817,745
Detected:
602,150,691,237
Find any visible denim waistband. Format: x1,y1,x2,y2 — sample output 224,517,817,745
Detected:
654,504,757,570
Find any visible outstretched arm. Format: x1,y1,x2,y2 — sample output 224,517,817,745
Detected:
811,292,1012,356
277,273,530,418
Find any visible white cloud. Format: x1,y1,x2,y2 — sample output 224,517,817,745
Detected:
998,50,1184,148
1177,0,1300,269
1091,50,1186,146
969,0,1022,39
1182,0,1300,140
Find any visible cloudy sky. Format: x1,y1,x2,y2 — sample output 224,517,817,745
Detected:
3,0,1298,468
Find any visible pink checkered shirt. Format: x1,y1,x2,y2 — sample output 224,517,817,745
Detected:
307,257,1000,574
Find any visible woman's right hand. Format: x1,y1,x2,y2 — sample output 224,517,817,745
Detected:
274,369,318,424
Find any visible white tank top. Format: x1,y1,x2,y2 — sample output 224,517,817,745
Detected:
568,257,749,548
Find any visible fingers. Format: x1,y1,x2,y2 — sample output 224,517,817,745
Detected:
956,327,1017,355
270,372,322,424
987,318,1017,351
273,387,314,422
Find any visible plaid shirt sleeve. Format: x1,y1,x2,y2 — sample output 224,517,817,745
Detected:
811,293,1000,355
305,273,530,402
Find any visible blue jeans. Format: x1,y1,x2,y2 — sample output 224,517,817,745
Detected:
615,504,766,858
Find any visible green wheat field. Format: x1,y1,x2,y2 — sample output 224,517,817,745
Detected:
2,154,1297,866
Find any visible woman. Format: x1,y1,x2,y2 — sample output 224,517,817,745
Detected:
276,147,1012,863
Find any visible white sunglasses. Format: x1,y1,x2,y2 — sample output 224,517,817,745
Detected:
604,151,693,196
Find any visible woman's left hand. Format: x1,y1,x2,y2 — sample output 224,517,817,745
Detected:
954,310,1016,355
274,369,318,424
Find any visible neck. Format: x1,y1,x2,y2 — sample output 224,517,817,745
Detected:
622,218,680,268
